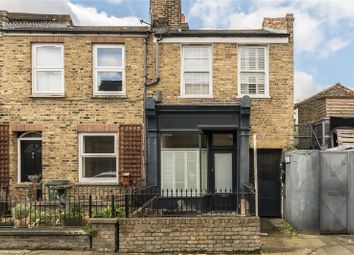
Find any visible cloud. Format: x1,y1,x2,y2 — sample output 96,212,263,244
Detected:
68,2,141,26
189,0,234,28
318,37,351,59
106,0,124,5
294,71,322,102
0,0,141,26
188,0,354,58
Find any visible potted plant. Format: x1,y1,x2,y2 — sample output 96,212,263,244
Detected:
12,203,29,227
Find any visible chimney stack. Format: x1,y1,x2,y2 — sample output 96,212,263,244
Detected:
150,0,187,30
262,14,294,43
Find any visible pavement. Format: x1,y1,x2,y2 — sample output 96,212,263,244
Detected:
1,219,354,254
261,218,354,255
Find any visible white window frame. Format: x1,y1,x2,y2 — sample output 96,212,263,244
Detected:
32,43,64,96
180,44,213,98
79,133,118,183
93,44,125,96
237,45,270,98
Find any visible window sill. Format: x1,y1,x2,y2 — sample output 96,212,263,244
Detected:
236,95,271,99
29,94,65,98
178,95,214,99
91,95,127,99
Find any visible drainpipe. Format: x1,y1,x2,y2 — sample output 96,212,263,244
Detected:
143,33,165,186
145,34,164,86
143,32,150,186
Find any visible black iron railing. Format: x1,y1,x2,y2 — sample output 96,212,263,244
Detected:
0,186,255,228
125,188,255,217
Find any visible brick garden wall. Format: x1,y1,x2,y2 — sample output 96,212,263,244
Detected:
0,229,90,250
118,216,261,254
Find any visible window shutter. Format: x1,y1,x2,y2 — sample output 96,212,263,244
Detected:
161,151,174,191
119,125,142,185
174,151,186,191
0,125,9,188
186,151,199,191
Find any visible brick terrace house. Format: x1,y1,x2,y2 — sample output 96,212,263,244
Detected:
295,83,354,149
0,10,148,197
145,0,294,217
0,0,294,217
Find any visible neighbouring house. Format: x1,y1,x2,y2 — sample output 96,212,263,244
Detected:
0,0,294,217
295,83,354,149
0,10,148,198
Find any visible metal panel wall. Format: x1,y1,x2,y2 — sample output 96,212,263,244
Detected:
284,150,320,233
349,152,354,234
285,150,354,233
320,152,348,233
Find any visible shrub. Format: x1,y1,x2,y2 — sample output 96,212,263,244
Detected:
12,203,29,220
94,205,125,218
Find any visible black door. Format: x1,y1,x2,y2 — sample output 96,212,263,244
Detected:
20,140,42,182
250,149,282,217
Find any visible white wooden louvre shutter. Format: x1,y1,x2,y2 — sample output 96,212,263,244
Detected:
161,151,174,191
175,151,186,191
161,150,200,193
240,47,266,95
186,151,199,191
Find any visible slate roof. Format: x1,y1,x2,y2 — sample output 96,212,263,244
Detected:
0,11,149,34
0,10,289,37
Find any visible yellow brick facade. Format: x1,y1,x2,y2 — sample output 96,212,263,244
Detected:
0,35,145,189
147,41,294,149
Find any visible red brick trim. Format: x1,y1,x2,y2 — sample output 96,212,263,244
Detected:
30,36,64,43
76,124,119,132
11,123,43,132
91,36,126,43
0,124,9,187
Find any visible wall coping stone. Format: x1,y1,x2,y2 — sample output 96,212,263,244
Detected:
0,229,88,236
90,217,120,224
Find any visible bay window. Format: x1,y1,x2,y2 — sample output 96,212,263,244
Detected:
79,133,117,183
32,44,64,96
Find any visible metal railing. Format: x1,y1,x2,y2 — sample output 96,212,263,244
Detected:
125,188,255,217
0,186,255,228
0,193,126,228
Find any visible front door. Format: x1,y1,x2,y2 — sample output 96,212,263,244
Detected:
19,138,42,182
213,152,233,192
209,133,235,193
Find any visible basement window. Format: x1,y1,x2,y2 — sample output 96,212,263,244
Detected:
93,44,125,96
238,46,269,98
181,45,212,98
79,133,118,183
32,44,64,96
